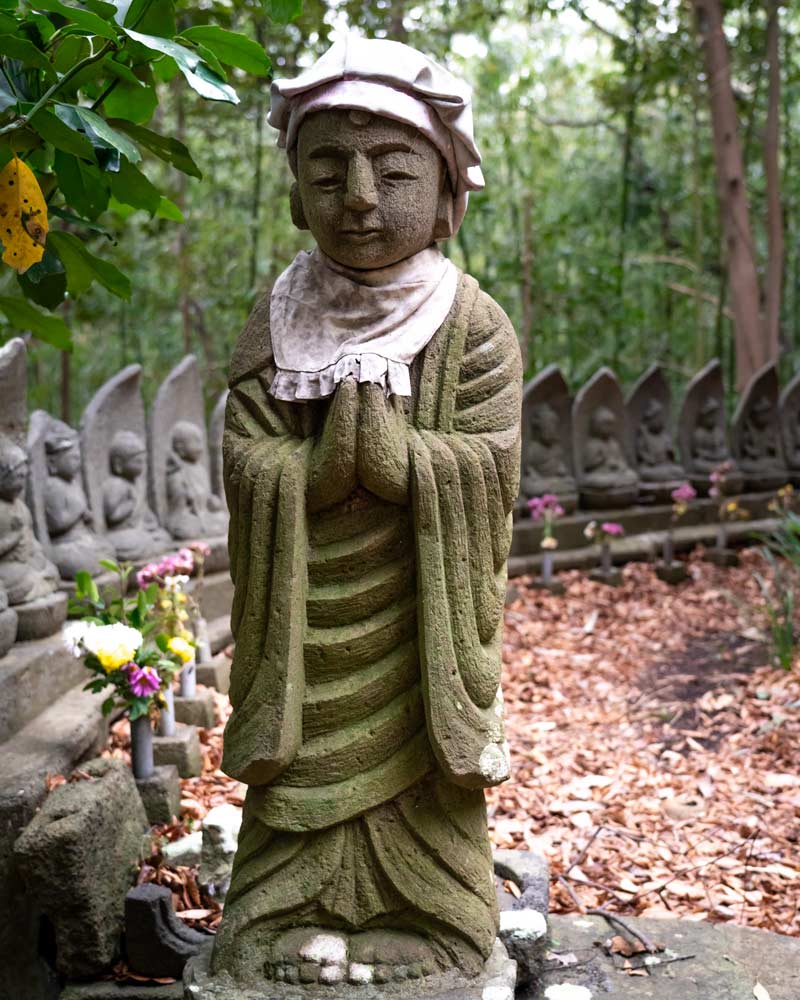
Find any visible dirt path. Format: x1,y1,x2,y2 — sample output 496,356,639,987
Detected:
491,550,800,936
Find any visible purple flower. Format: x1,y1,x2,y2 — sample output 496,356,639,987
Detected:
126,663,161,698
601,522,624,537
187,540,211,558
174,548,195,573
136,565,156,589
527,494,564,521
671,483,697,503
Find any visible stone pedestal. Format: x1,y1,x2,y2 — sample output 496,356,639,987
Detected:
15,591,67,641
136,764,182,824
0,604,17,657
530,577,565,596
656,561,689,584
184,938,517,1000
174,690,217,729
704,548,739,567
589,566,623,587
153,723,202,778
195,654,230,695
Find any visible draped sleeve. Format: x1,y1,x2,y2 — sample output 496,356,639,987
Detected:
221,296,314,786
411,274,522,790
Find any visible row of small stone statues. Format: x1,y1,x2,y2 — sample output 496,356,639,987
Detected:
520,358,795,512
0,338,228,646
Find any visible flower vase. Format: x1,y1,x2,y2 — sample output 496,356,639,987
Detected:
656,529,687,584
590,538,622,586
179,655,197,699
663,529,674,567
130,714,154,780
158,685,176,738
194,616,212,665
716,524,727,552
542,550,554,586
601,540,612,576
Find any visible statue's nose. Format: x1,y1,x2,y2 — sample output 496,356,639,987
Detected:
344,152,378,213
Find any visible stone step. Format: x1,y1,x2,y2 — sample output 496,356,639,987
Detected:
0,683,109,1000
0,633,86,743
192,569,233,626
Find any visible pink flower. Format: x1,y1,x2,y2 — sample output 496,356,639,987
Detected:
601,522,624,537
187,540,211,558
126,664,161,698
671,483,696,503
136,565,157,589
527,494,565,521
174,548,195,573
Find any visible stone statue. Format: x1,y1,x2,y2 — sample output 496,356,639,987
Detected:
149,356,228,545
165,420,228,540
677,359,743,495
573,369,638,509
187,37,521,999
28,414,115,580
732,363,789,492
104,430,171,560
520,365,576,512
626,365,685,502
209,389,228,502
779,370,800,484
0,435,65,639
80,365,170,562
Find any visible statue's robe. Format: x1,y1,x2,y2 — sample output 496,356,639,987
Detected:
214,273,521,979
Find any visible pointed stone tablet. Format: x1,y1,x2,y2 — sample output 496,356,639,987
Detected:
732,361,789,492
677,359,743,495
626,364,686,502
208,389,228,503
80,365,171,561
572,367,638,509
779,369,800,484
0,337,28,446
520,365,577,512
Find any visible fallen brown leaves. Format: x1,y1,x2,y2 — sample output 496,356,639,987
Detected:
490,549,800,936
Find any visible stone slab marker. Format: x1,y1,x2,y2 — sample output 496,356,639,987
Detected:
81,364,171,561
208,389,228,503
149,355,228,542
573,367,639,509
519,364,577,512
732,360,789,492
677,358,743,495
779,368,800,484
185,34,523,1000
625,364,686,502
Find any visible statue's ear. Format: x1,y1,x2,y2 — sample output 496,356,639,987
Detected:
432,188,454,242
290,182,309,231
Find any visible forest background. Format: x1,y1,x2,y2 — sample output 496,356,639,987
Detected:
4,0,799,421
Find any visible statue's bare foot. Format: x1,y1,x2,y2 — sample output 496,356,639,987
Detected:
266,928,348,985
348,929,442,984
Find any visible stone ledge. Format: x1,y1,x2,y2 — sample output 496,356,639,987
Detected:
61,984,183,1000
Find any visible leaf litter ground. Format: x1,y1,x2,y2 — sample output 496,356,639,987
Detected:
101,548,799,980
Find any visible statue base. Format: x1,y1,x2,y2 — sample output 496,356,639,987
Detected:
741,470,791,494
578,485,638,510
183,939,516,1000
638,478,687,505
0,605,17,657
689,472,744,497
14,591,67,640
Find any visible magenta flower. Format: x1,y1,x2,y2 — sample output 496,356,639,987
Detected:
174,548,195,573
528,494,565,521
125,664,161,698
671,483,697,503
600,522,624,537
136,564,157,589
187,540,211,558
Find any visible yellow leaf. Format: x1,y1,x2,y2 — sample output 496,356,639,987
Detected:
0,157,48,273
754,984,771,1000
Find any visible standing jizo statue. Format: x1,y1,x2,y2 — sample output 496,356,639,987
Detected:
187,35,522,999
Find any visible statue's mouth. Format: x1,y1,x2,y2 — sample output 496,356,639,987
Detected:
341,228,382,242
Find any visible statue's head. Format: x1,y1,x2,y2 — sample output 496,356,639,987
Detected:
44,420,81,480
0,437,28,500
642,398,665,433
171,421,204,464
530,403,559,445
698,396,721,429
270,35,484,270
110,430,146,481
590,406,616,440
751,395,772,430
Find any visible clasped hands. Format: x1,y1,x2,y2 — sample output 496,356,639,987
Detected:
307,377,410,511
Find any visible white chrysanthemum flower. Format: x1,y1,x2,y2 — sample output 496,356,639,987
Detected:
62,620,95,658
163,574,190,593
82,622,143,673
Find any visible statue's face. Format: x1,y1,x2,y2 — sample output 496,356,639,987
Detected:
751,398,771,430
532,404,558,445
296,109,446,269
591,407,615,439
47,441,80,480
113,447,145,481
699,402,719,429
0,448,27,499
643,402,664,432
173,423,203,463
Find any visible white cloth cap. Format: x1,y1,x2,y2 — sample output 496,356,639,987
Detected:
269,34,484,237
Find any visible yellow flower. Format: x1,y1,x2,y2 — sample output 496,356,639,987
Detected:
83,623,142,674
167,635,194,664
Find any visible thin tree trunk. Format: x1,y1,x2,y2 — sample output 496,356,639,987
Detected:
764,0,784,360
174,78,191,355
248,17,266,293
691,0,763,387
60,350,70,424
691,70,705,364
519,190,534,371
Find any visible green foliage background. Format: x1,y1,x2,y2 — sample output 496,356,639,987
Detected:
9,0,800,421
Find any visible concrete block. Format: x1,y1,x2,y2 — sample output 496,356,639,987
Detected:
136,765,181,825
174,691,216,729
153,723,202,778
195,653,230,695
125,884,210,980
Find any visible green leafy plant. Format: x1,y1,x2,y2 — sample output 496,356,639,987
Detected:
753,548,796,672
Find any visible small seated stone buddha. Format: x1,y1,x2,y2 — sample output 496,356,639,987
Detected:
165,421,228,540
689,396,743,493
738,395,789,491
0,436,65,638
633,397,685,502
520,402,577,511
104,430,171,560
579,405,638,508
42,419,114,579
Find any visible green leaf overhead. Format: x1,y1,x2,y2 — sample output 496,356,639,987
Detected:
66,106,142,163
0,33,57,80
29,0,119,39
0,294,71,349
108,157,159,214
108,120,201,178
48,229,131,299
30,108,95,159
265,0,303,25
122,29,239,103
179,26,271,76
54,151,109,219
